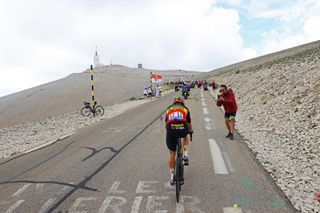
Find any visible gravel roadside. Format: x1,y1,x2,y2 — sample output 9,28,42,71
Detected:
0,90,173,160
208,48,320,212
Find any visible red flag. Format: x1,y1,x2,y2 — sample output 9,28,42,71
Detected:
151,74,162,83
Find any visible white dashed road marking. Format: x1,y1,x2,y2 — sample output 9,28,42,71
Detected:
204,118,212,130
202,107,208,114
204,117,216,130
208,139,229,174
200,90,204,98
201,102,207,106
205,124,212,130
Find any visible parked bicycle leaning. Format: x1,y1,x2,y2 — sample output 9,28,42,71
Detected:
81,101,104,117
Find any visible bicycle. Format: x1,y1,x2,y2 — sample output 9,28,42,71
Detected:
174,132,192,203
81,101,104,117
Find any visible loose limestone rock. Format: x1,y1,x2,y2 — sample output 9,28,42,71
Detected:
209,48,320,212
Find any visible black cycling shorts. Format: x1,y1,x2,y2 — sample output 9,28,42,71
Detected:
166,133,188,151
225,112,236,118
166,122,189,151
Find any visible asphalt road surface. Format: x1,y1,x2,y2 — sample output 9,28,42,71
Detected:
0,88,297,213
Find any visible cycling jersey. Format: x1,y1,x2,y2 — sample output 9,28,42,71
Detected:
182,85,190,92
165,103,191,137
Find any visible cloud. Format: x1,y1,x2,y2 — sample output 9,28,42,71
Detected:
222,0,320,54
217,0,241,6
0,0,254,96
257,0,320,54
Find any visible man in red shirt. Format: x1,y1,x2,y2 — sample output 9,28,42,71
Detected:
211,80,216,90
217,85,238,140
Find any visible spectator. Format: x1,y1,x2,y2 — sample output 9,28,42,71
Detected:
156,85,162,97
148,87,153,98
217,84,238,140
212,80,216,90
143,87,148,99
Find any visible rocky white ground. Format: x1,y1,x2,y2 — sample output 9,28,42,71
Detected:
0,90,172,160
209,46,320,212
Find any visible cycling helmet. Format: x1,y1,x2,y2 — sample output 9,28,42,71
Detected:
173,97,184,105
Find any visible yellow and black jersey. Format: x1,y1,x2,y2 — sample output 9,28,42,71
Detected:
165,103,191,124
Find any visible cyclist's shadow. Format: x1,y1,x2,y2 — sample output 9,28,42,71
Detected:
81,146,119,162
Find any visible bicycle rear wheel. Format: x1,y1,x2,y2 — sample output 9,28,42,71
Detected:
175,156,181,203
95,106,104,116
175,138,184,203
81,107,91,116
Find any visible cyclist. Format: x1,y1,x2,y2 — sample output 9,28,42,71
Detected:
165,97,193,185
181,83,190,93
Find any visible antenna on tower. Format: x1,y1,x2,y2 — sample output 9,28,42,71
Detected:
94,46,100,67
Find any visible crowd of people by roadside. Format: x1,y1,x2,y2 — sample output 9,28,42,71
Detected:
143,85,162,99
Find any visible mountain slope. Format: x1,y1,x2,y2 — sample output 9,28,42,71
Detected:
0,65,198,128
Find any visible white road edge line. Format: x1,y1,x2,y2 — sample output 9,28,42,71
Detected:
24,132,76,154
204,118,212,130
202,107,208,114
208,139,229,174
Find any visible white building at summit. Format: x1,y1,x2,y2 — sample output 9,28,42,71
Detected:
94,47,103,67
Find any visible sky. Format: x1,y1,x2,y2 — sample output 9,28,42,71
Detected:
0,0,319,97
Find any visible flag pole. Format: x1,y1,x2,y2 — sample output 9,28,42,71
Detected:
150,72,153,95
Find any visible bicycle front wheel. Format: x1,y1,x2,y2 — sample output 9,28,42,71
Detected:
81,107,91,117
95,106,104,116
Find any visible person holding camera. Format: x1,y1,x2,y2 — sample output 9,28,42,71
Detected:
217,84,238,140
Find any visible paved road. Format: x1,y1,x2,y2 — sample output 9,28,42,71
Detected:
0,88,297,213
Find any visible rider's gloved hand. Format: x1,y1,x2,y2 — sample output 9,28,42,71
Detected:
188,123,193,133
